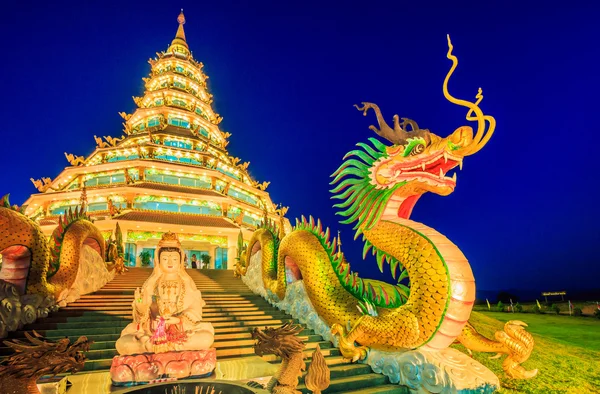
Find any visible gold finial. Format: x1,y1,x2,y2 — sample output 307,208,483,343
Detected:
167,9,189,55
172,9,188,47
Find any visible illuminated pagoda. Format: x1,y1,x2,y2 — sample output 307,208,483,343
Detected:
23,10,284,269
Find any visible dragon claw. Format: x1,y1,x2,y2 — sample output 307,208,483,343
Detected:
506,320,528,327
331,322,369,363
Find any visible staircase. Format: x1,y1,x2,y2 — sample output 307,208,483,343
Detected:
1,268,404,393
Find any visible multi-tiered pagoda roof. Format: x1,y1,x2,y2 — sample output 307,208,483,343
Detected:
23,11,285,268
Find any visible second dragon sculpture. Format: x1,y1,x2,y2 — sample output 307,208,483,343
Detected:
0,195,106,300
241,36,536,385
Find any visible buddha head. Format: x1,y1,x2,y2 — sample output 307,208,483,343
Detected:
158,247,181,274
154,232,184,275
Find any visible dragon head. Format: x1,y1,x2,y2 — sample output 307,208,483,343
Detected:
332,36,496,231
252,322,305,359
0,331,91,380
354,103,473,198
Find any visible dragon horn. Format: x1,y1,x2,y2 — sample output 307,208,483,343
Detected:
354,103,412,145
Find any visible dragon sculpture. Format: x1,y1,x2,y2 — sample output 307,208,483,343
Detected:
0,194,106,299
64,152,86,166
251,322,330,394
94,135,110,148
104,135,125,147
30,177,58,193
240,36,536,383
251,181,271,191
0,331,91,394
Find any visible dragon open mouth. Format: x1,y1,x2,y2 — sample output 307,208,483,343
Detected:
388,151,462,187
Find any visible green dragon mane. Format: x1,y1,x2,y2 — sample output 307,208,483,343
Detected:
330,137,406,236
328,138,411,300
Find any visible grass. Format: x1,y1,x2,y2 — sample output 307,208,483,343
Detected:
451,311,600,393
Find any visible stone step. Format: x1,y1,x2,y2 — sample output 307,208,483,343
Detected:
45,307,281,319
298,363,372,384
9,325,316,340
69,293,270,306
0,336,330,357
48,310,286,320
4,332,324,345
35,314,291,324
63,300,274,308
342,384,407,394
0,339,336,362
298,373,389,393
21,317,298,332
80,348,346,372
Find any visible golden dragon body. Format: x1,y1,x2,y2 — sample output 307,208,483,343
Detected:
241,36,536,380
0,195,106,299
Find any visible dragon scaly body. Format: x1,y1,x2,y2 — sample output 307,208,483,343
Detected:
0,195,106,299
243,36,536,380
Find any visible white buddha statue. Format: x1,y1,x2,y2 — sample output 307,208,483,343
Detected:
116,232,214,355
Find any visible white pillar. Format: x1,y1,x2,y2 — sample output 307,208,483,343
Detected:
227,234,237,270
208,245,217,269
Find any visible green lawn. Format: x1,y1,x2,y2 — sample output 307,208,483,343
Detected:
451,312,600,393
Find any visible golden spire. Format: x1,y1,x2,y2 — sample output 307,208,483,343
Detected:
168,9,189,52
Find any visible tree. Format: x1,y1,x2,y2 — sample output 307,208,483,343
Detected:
139,250,151,266
201,254,211,269
496,301,505,312
115,222,124,257
496,291,519,303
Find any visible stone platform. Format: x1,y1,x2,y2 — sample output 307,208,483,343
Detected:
110,348,216,386
365,347,500,393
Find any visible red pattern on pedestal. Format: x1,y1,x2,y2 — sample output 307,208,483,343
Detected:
110,348,216,385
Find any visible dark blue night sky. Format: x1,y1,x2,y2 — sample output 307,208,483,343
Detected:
1,1,598,295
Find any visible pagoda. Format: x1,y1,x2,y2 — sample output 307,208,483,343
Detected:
23,11,284,269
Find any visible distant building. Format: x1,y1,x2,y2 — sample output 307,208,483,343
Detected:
23,11,286,269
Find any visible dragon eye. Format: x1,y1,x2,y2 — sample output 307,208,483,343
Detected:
409,143,424,156
402,138,427,157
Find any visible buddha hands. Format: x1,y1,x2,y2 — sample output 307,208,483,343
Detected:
134,287,181,326
161,315,181,325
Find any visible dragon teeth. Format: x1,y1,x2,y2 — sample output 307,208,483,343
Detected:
452,172,457,181
421,162,426,171
439,168,444,178
443,152,448,164
459,160,463,170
